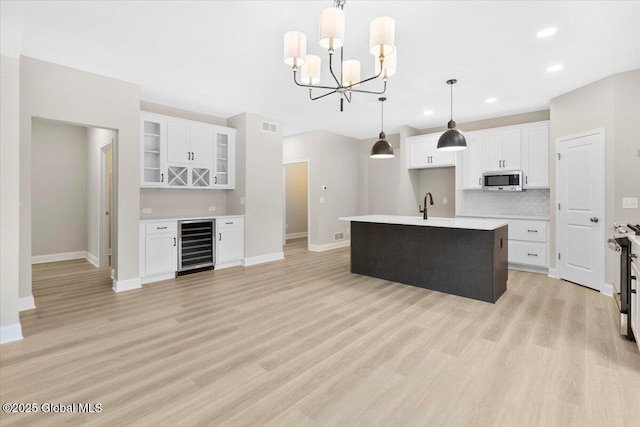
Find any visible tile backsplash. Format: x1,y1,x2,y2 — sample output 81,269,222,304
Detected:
462,189,550,217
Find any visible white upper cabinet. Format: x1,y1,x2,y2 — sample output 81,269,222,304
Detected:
522,123,550,188
139,112,235,190
461,134,482,189
482,129,521,172
140,114,167,187
407,133,455,169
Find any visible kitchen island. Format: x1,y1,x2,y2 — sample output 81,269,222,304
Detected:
339,215,509,303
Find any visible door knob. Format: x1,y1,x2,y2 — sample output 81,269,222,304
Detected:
590,217,599,223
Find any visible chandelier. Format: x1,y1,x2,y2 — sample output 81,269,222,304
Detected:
283,0,396,111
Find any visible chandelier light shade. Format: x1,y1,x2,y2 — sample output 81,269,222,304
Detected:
319,7,345,49
342,59,362,88
374,48,396,78
437,79,468,152
283,31,307,67
283,0,396,111
370,97,394,158
369,16,395,57
301,55,321,85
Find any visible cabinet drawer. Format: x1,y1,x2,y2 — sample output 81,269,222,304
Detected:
217,217,242,229
508,240,547,267
508,220,547,242
145,221,177,234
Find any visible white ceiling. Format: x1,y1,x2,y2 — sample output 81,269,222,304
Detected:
2,1,639,139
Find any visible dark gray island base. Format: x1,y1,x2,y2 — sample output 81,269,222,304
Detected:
347,219,508,303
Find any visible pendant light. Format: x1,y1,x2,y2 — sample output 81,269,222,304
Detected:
370,97,394,158
437,79,467,151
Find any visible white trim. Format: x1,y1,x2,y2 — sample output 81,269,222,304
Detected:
600,283,614,297
242,252,284,267
112,277,142,293
111,269,115,280
18,296,35,311
140,272,175,285
216,260,242,270
283,159,311,251
547,268,558,279
309,240,351,252
508,264,548,275
86,252,99,268
32,251,87,264
0,323,23,345
286,232,308,240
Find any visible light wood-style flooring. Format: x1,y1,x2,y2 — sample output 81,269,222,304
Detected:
1,238,639,426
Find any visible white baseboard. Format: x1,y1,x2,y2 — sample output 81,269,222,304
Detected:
140,272,175,285
216,260,242,270
112,277,142,293
309,240,351,252
600,283,614,297
0,323,23,344
86,252,99,268
32,251,87,264
242,252,284,267
547,268,558,279
286,232,308,240
508,263,548,275
18,296,35,311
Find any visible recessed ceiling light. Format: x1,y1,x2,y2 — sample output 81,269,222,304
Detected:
485,97,497,104
537,27,557,38
546,64,563,72
423,110,433,115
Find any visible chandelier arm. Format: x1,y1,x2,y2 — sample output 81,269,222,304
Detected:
342,91,352,103
343,68,384,90
309,89,338,100
328,51,342,87
293,70,341,90
349,80,387,95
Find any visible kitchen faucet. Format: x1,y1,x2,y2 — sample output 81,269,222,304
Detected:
419,192,434,220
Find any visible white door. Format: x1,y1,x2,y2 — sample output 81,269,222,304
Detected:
556,129,605,291
167,121,190,164
462,134,482,189
501,129,522,170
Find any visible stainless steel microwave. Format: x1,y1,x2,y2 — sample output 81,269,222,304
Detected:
482,170,523,191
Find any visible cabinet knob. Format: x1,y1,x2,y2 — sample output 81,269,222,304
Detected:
219,233,222,241
590,217,599,223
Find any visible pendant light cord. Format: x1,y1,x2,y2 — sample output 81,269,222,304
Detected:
381,99,384,133
450,83,453,122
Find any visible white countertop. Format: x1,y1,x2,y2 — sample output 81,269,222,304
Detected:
457,213,550,221
140,214,244,223
339,215,509,231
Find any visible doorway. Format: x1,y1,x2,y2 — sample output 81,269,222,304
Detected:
100,142,113,269
283,161,309,248
556,128,605,292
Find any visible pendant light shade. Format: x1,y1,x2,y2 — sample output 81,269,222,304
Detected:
370,97,394,158
437,79,467,151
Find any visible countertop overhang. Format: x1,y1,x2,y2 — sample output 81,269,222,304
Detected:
339,215,509,231
140,214,244,223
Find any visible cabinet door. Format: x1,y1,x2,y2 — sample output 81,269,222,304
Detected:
213,130,235,189
140,115,167,187
189,125,213,168
501,129,522,170
167,121,190,164
482,132,503,172
217,228,242,264
145,233,177,275
522,124,549,188
462,134,482,189
428,134,455,167
408,136,429,169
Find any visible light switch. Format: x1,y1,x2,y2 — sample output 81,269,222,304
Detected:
208,206,216,212
142,208,152,214
442,197,448,205
623,197,638,209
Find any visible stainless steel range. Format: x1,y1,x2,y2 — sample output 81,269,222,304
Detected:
610,223,639,340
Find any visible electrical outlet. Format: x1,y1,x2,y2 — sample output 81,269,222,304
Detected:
142,208,152,214
208,206,216,212
240,197,245,205
333,232,345,241
623,197,638,209
442,197,448,204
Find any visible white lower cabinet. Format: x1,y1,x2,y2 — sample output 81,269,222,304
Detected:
507,219,549,269
216,217,244,268
631,239,640,352
140,221,177,282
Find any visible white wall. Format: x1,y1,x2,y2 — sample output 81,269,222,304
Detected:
1,55,22,343
284,162,308,236
87,127,116,265
20,56,140,299
283,130,361,247
550,69,640,287
31,119,88,257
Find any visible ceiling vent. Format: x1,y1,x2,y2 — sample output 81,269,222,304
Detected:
261,120,278,134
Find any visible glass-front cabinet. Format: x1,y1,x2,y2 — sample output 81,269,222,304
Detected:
213,129,235,190
140,115,167,187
